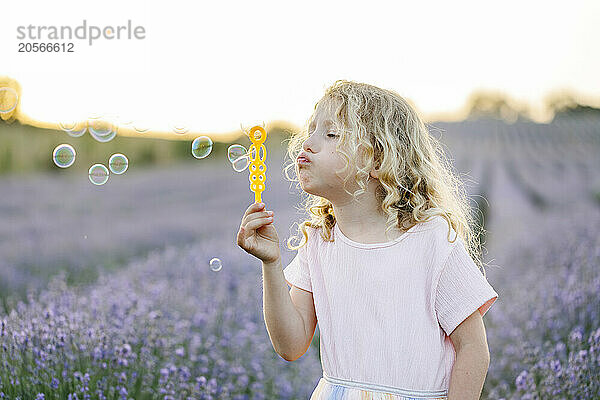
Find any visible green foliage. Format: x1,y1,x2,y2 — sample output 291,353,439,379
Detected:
0,121,258,175
0,120,293,175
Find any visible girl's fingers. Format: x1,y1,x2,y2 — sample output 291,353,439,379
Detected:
241,203,264,222
244,202,265,215
237,227,247,248
238,204,271,248
245,216,273,232
242,210,274,226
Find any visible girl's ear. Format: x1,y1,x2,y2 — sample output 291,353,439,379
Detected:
370,167,380,179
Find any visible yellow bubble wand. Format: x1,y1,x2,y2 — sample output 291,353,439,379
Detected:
247,125,267,204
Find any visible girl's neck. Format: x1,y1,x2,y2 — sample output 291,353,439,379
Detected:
335,218,407,244
330,175,406,243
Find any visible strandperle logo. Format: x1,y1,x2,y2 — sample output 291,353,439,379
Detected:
16,20,146,46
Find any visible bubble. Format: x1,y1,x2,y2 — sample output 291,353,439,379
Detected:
172,124,189,135
59,121,77,131
115,115,133,125
88,119,117,142
232,156,250,172
227,144,255,172
52,144,76,168
59,120,87,137
0,87,19,113
227,144,247,163
209,258,222,272
88,164,109,185
191,136,213,159
88,119,114,135
108,153,129,174
132,123,149,133
88,112,103,120
100,114,117,124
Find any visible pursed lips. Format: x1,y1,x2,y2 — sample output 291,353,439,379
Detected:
297,154,311,165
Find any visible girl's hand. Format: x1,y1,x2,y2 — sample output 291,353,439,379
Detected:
237,202,281,265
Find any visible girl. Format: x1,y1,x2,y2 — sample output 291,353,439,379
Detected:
237,80,499,400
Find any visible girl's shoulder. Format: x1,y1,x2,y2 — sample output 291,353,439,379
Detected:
307,224,325,241
305,224,332,248
300,224,321,245
417,215,460,246
415,214,447,232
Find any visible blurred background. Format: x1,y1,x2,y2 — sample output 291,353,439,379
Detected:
0,1,599,399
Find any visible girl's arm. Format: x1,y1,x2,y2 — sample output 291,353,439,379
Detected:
447,310,491,400
447,344,490,400
262,258,310,361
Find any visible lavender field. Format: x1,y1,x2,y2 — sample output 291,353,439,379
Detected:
0,116,599,399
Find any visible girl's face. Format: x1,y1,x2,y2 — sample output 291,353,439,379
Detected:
297,102,357,202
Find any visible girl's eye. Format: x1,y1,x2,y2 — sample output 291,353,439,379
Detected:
327,133,338,138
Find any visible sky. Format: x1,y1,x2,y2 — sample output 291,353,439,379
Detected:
2,0,599,138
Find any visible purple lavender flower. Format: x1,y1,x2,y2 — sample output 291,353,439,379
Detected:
51,377,60,389
515,370,529,390
550,359,561,373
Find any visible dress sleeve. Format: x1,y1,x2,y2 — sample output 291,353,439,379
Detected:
282,237,312,293
435,239,498,336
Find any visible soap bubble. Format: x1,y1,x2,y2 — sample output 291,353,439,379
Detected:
116,115,133,125
59,121,77,131
172,124,189,135
89,164,109,185
132,123,149,133
108,153,128,174
59,121,87,137
191,136,213,159
227,144,247,163
88,112,103,120
52,144,76,168
102,114,120,125
0,87,18,113
232,156,250,172
88,119,117,142
227,144,256,172
88,118,113,134
209,258,222,272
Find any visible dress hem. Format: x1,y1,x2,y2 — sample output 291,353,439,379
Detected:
322,371,449,398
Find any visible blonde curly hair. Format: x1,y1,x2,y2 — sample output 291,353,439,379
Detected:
283,79,490,276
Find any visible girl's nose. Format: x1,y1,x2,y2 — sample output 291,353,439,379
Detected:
302,137,315,153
